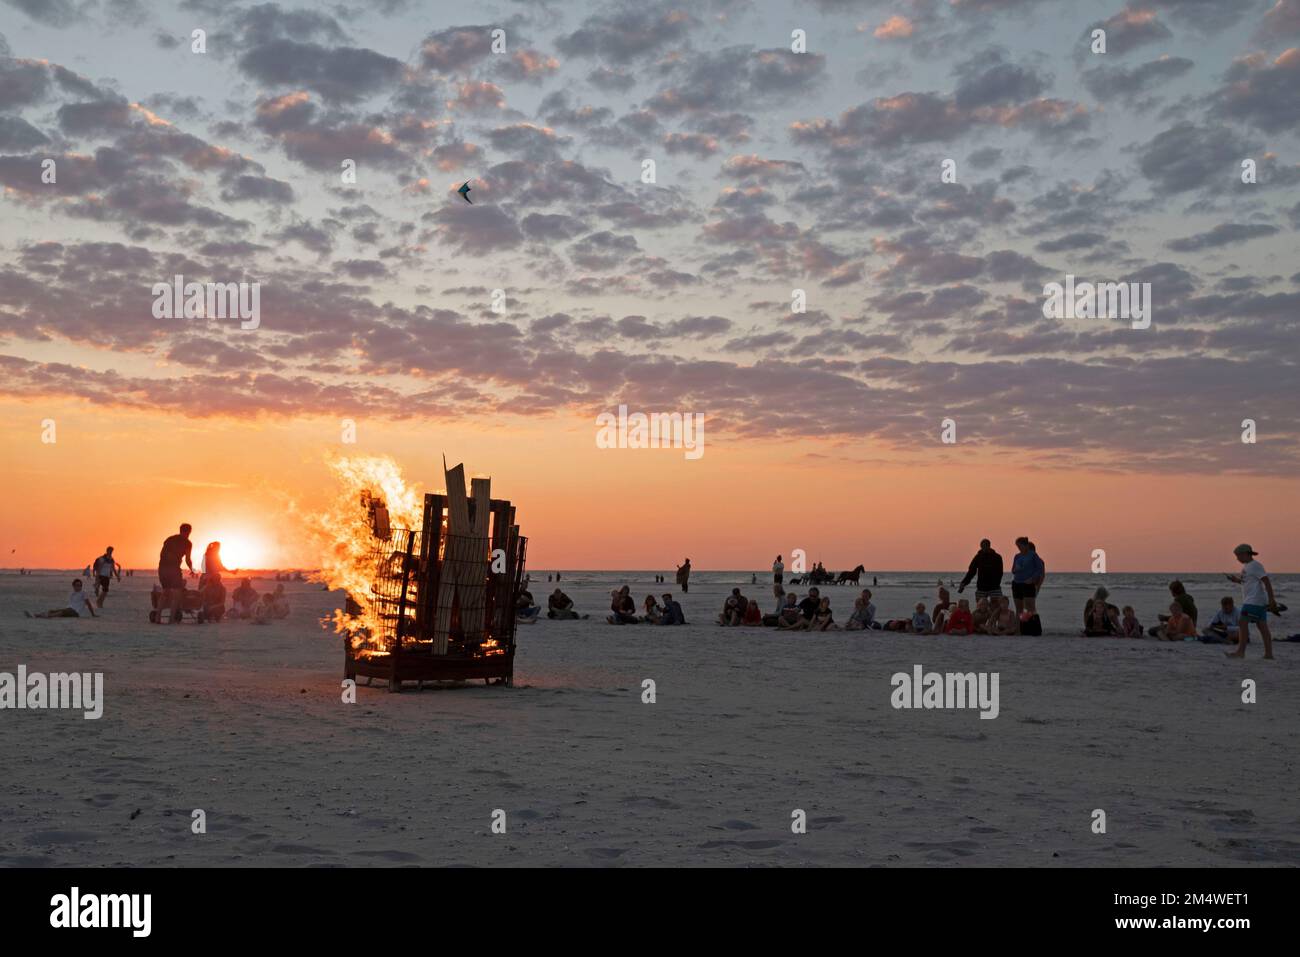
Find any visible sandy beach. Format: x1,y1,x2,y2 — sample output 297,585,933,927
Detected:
2,571,1296,868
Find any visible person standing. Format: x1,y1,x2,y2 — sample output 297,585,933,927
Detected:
1226,544,1278,660
957,538,1003,604
158,523,194,624
1010,536,1044,618
91,545,122,608
676,558,691,594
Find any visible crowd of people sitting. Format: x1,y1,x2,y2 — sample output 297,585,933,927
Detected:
544,539,1284,659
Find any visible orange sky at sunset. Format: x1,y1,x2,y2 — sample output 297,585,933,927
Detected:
3,397,1295,573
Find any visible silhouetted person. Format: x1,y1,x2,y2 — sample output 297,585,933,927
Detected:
158,524,194,623
676,558,691,593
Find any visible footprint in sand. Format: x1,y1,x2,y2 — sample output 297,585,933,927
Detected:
809,815,846,829
698,839,784,851
352,849,422,863
26,830,100,845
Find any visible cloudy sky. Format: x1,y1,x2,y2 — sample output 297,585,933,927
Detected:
1,0,1298,571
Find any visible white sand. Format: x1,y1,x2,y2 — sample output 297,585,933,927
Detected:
1,573,1296,867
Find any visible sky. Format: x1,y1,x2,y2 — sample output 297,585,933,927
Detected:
0,0,1298,572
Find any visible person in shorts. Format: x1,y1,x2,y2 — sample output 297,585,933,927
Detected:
158,523,195,624
91,546,121,608
1225,545,1278,660
1010,536,1044,617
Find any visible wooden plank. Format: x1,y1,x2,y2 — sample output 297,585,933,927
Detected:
418,493,446,642
433,465,469,654
460,477,492,642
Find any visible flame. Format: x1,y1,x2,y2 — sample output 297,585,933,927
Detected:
304,455,424,648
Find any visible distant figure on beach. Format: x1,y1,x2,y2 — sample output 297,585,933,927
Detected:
1010,537,1044,618
1225,544,1277,660
772,554,784,594
91,546,121,608
675,558,691,593
230,578,259,619
659,593,686,625
25,578,97,619
958,539,1003,601
548,588,580,619
556,571,561,581
158,524,195,624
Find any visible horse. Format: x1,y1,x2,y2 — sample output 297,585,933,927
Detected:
836,564,866,585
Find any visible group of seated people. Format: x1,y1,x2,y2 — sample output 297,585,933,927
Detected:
1080,581,1257,643
606,586,687,625
149,578,290,624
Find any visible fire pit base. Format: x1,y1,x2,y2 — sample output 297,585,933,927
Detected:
345,641,515,692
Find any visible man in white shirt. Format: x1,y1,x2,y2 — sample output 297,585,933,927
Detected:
92,546,122,608
26,579,98,618
1225,544,1278,660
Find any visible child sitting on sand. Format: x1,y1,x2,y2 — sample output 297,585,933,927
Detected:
810,596,837,631
1155,602,1195,641
742,598,762,626
642,595,663,624
910,603,933,634
972,597,991,634
717,595,743,626
930,586,952,632
944,598,974,635
844,597,872,631
268,583,290,619
26,579,97,619
230,578,258,619
1121,606,1142,638
986,596,1019,636
1083,598,1120,637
